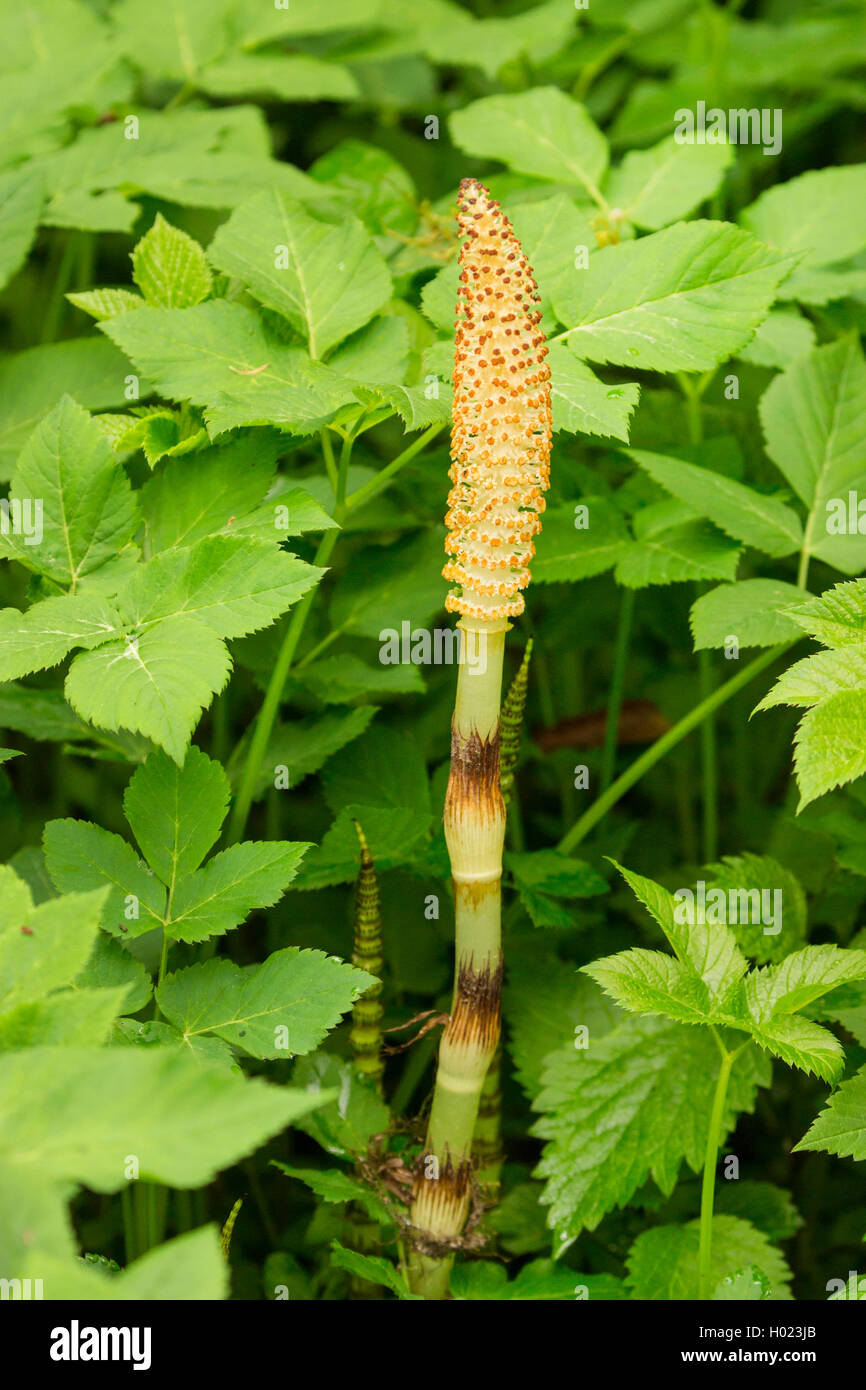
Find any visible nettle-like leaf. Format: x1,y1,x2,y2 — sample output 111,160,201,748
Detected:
755,579,866,807
132,212,213,309
605,136,733,231
0,513,322,761
615,506,740,589
155,949,373,1060
532,1014,770,1242
43,746,309,943
759,335,866,575
584,862,866,1081
795,1066,866,1162
626,1216,792,1301
691,578,809,652
450,86,608,201
554,221,796,373
208,192,392,360
0,395,138,581
741,164,866,306
533,497,631,584
103,300,356,436
627,448,802,558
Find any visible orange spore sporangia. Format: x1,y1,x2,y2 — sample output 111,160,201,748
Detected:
444,178,552,622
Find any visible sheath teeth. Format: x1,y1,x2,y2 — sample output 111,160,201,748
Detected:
445,179,552,622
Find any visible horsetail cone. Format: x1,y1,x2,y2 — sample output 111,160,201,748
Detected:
407,180,551,1297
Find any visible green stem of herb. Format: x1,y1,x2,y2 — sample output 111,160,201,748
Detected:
698,646,718,862
600,587,634,793
557,643,792,854
698,1042,735,1300
320,428,338,492
41,234,78,344
344,423,444,513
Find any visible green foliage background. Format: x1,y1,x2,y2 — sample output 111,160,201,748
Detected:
2,0,866,1301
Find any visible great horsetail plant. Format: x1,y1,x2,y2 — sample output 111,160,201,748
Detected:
407,180,551,1298
350,821,385,1093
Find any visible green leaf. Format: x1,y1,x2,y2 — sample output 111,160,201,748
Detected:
329,1241,421,1300
132,213,213,309
75,932,152,1015
554,221,795,373
449,87,608,201
273,1164,391,1224
67,288,144,322
615,516,740,589
0,593,121,682
199,53,358,103
43,819,165,938
783,580,866,649
123,746,229,886
157,948,372,1057
0,986,126,1050
421,0,575,80
322,725,430,815
627,1216,792,1300
627,448,802,557
110,0,237,81
795,1065,866,1160
33,1226,227,1300
167,841,309,942
450,1258,620,1301
291,1053,389,1160
506,850,607,929
0,338,136,480
122,535,322,641
532,498,631,584
0,1045,330,1188
329,528,445,638
690,579,810,651
759,336,866,575
700,855,806,964
0,396,138,583
549,345,639,441
208,193,391,359
239,706,377,800
0,169,43,292
0,872,108,1009
295,805,431,890
65,615,231,764
296,654,424,705
606,137,733,230
138,434,280,552
713,1265,771,1301
741,164,866,301
533,1015,769,1240
737,308,816,369
103,301,354,436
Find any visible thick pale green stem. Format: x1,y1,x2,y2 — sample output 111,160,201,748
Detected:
698,1041,735,1300
407,618,507,1298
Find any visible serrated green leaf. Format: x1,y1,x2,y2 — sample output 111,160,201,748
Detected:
0,1045,330,1188
449,87,608,201
549,345,639,441
741,164,866,302
42,819,165,938
103,301,354,436
123,746,229,886
615,517,740,589
0,874,108,1009
65,615,231,764
67,288,144,322
132,213,212,309
555,221,795,373
533,1016,769,1238
157,948,371,1057
606,137,732,230
691,579,809,651
0,593,121,682
532,498,631,584
209,193,391,359
167,841,309,942
0,168,43,292
295,805,431,890
0,396,138,582
760,336,866,575
627,1216,792,1300
795,1065,866,1160
628,448,802,557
